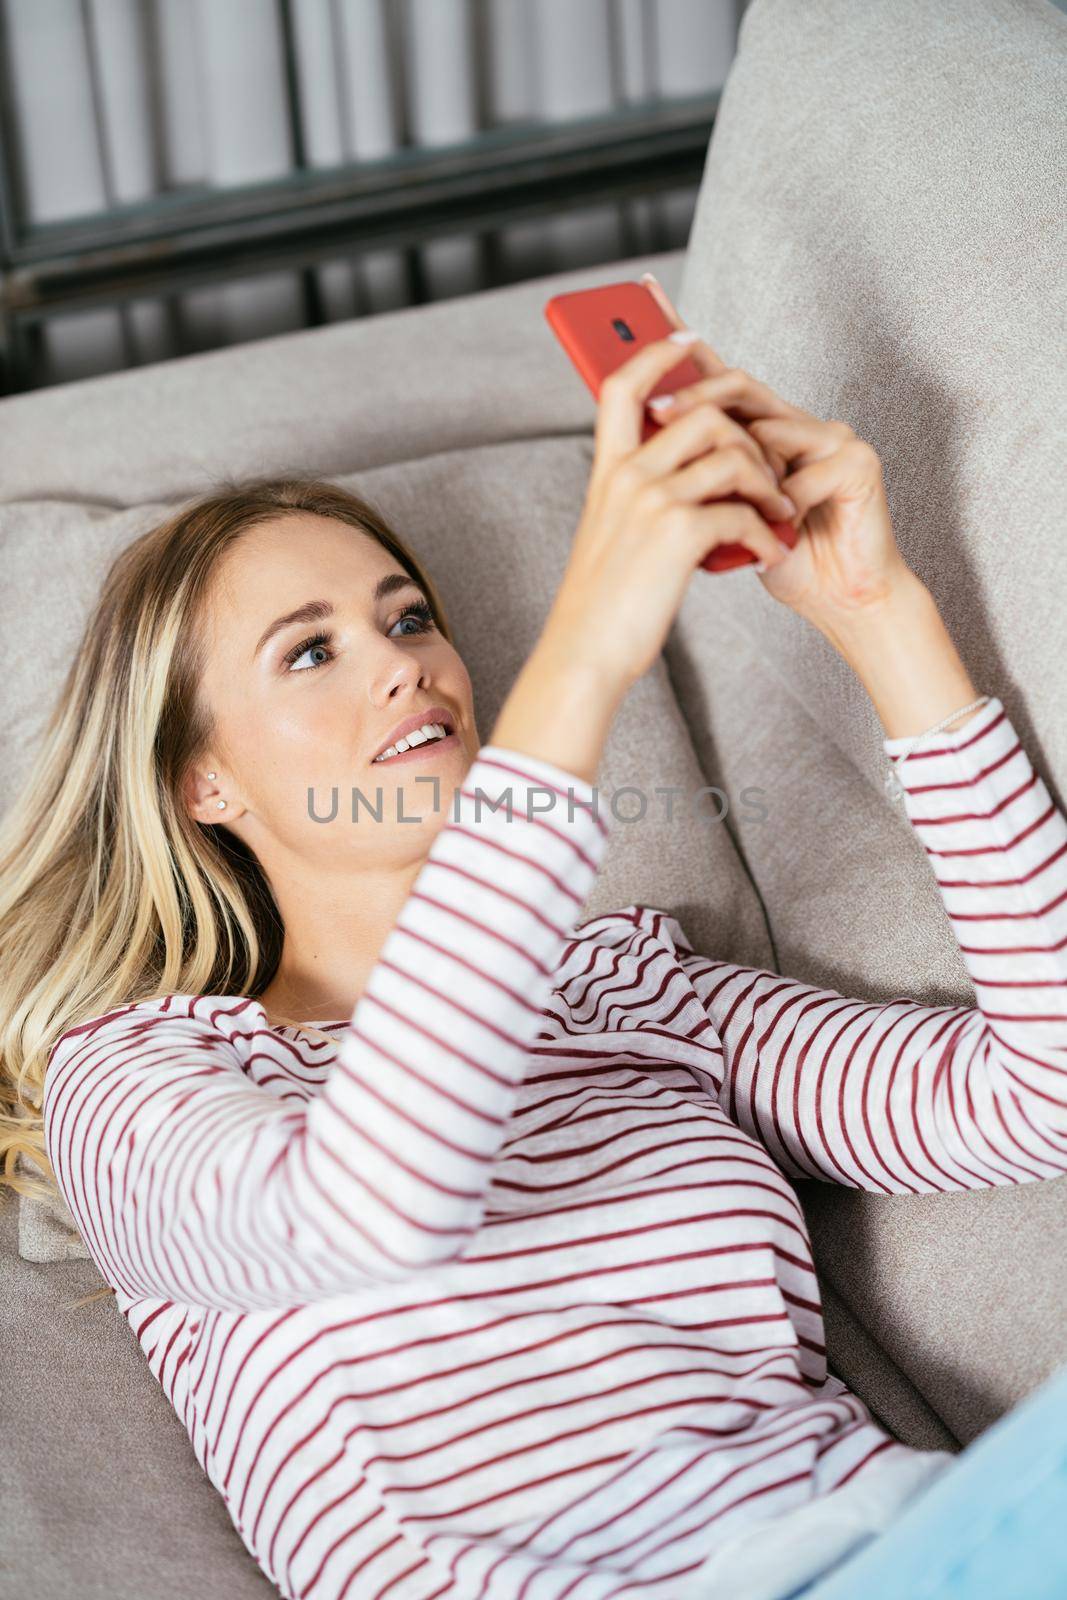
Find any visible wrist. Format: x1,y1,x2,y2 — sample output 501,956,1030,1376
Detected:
810,574,981,741
804,567,932,655
536,609,632,699
488,630,624,786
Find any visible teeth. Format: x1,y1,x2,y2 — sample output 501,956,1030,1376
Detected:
373,721,450,763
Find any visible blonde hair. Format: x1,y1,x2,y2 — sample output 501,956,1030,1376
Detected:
0,477,453,1306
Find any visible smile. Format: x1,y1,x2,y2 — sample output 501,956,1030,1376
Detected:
371,722,457,765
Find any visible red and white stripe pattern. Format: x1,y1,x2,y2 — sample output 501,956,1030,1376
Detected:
44,700,1067,1600
651,694,1067,1192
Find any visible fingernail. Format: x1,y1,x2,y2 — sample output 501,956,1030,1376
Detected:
640,271,661,287
753,560,768,574
669,328,700,344
648,394,677,411
780,495,797,516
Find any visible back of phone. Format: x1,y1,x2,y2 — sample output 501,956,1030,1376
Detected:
543,281,704,441
544,279,793,573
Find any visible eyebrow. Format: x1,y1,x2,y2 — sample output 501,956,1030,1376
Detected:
253,574,423,660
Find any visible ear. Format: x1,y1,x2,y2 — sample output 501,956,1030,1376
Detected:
183,763,227,826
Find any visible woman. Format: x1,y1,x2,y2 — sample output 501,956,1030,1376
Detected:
2,276,1065,1600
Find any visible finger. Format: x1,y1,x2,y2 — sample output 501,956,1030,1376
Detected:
778,438,882,523
669,443,798,526
684,500,794,572
643,396,783,485
650,369,803,483
639,272,684,330
594,334,718,463
761,441,789,483
747,415,850,470
649,373,794,482
633,280,729,377
655,366,808,426
667,331,729,380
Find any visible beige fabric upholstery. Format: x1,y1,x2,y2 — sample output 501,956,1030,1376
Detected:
672,0,1067,1443
0,272,616,508
0,1192,279,1599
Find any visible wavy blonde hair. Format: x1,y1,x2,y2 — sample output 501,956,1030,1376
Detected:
0,477,453,1306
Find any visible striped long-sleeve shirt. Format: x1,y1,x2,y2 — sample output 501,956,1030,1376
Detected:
44,695,1067,1600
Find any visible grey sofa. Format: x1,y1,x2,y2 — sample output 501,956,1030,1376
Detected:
3,0,1065,1595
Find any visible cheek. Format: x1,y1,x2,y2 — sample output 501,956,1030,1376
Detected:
261,689,358,794
440,643,473,698
228,679,352,803
270,696,337,745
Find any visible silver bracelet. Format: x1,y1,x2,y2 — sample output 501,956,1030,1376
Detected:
884,695,991,802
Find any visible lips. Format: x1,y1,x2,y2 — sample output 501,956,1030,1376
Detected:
371,728,459,768
370,705,456,764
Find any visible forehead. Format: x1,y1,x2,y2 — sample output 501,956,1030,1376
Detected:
199,512,416,666
213,512,400,603
212,515,409,614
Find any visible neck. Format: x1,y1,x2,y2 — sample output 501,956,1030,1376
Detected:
257,849,428,1027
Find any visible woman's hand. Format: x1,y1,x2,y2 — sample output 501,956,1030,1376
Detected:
634,274,982,742
638,274,917,629
544,331,800,692
489,330,799,781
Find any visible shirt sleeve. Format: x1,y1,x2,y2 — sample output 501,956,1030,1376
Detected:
44,744,611,1312
664,696,1067,1192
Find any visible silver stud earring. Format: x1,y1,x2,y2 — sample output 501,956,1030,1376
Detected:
216,799,226,810
207,771,217,780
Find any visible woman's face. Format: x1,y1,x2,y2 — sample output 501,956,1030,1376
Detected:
186,512,480,870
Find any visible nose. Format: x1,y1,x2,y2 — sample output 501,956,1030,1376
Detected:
369,641,431,708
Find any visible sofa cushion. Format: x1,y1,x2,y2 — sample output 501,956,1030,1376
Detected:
671,0,1067,1442
0,1190,278,1599
0,249,685,509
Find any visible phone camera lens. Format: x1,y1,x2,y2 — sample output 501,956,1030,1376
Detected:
612,318,635,342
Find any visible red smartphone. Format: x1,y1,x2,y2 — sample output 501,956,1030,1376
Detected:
544,279,798,573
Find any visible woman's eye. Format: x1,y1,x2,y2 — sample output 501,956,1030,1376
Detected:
291,643,330,671
391,601,436,637
284,630,334,672
283,604,433,673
